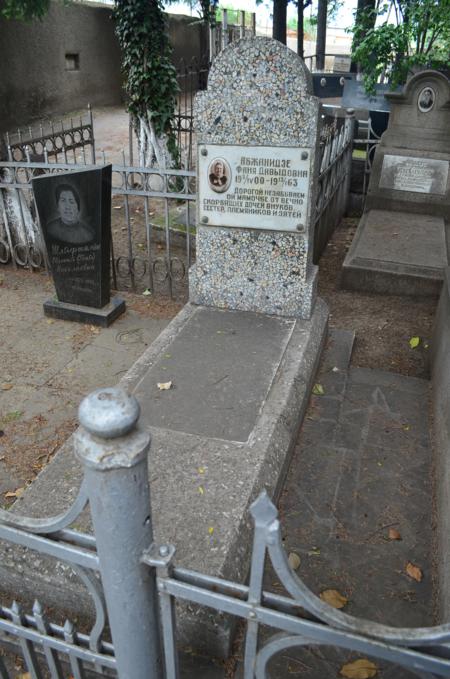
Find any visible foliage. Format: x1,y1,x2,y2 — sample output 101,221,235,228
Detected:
352,0,450,93
114,0,179,162
0,0,50,20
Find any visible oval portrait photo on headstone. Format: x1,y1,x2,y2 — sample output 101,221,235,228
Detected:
418,86,435,113
208,158,231,193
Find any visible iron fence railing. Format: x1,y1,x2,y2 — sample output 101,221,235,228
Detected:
0,387,449,677
0,100,355,299
0,160,196,299
314,108,355,260
4,106,96,165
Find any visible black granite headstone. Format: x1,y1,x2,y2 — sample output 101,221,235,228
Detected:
32,166,125,326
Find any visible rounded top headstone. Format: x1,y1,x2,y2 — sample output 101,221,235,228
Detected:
195,36,319,147
78,387,140,439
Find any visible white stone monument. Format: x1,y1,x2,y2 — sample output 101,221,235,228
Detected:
190,36,320,319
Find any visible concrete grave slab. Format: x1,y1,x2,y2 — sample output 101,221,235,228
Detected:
2,299,328,657
342,70,450,296
342,209,447,295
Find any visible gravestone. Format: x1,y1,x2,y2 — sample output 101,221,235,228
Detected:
6,37,328,658
342,70,450,295
190,37,320,319
32,166,125,325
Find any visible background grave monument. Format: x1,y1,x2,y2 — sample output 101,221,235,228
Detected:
33,166,125,325
190,37,320,319
6,37,328,657
342,70,450,296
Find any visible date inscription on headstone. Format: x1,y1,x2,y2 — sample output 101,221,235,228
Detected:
380,155,449,195
198,144,311,232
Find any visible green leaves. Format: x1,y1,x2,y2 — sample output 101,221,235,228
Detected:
114,0,178,144
352,0,450,95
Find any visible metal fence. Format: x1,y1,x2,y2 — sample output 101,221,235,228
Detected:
0,103,354,300
314,108,355,261
354,115,383,196
0,387,450,677
0,160,196,299
4,106,96,165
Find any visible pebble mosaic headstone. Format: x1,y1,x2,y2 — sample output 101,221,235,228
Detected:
32,166,125,325
189,37,320,319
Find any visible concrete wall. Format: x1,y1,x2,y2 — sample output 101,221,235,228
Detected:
0,4,206,134
431,268,450,620
0,2,123,132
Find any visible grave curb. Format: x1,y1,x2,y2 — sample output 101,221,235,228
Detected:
1,300,328,657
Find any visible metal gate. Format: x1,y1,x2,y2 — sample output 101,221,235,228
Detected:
0,387,449,678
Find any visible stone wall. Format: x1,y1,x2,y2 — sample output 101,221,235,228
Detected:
0,4,206,133
431,268,450,620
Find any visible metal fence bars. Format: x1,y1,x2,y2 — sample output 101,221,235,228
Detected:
1,387,450,677
0,160,196,298
4,106,96,165
313,108,355,262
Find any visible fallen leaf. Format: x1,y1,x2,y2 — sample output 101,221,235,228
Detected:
332,366,340,372
312,383,324,396
308,547,321,556
1,383,13,391
288,552,301,570
198,467,206,474
17,674,32,679
113,205,122,209
320,589,348,609
5,487,25,499
142,289,152,296
388,528,402,541
46,319,55,325
137,243,145,250
409,336,420,349
157,381,173,390
208,527,214,535
406,562,423,581
198,486,204,495
339,658,377,678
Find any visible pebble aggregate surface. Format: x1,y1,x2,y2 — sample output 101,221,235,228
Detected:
191,36,320,319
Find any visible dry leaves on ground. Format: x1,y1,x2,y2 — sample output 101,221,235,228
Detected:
288,552,301,570
320,589,348,609
388,528,402,540
339,658,378,678
406,561,423,582
157,381,173,390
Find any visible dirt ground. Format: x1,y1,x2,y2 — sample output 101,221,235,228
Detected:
319,218,437,378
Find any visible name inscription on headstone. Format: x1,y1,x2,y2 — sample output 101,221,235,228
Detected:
50,242,101,295
198,144,311,231
380,155,449,195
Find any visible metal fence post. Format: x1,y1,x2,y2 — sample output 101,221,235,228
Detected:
344,108,356,215
74,387,163,679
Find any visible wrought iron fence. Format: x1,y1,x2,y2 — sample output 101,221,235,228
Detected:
0,160,196,299
354,115,383,196
0,387,449,678
313,108,355,261
4,106,96,165
0,98,354,299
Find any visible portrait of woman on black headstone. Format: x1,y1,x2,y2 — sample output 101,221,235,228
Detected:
208,158,231,193
47,183,95,245
418,87,435,113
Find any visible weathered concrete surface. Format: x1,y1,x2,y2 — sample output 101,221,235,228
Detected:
342,209,446,296
4,300,328,657
342,70,450,297
431,267,450,622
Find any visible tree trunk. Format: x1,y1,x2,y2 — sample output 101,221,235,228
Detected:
316,0,327,70
297,0,304,58
273,0,287,45
136,115,175,170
